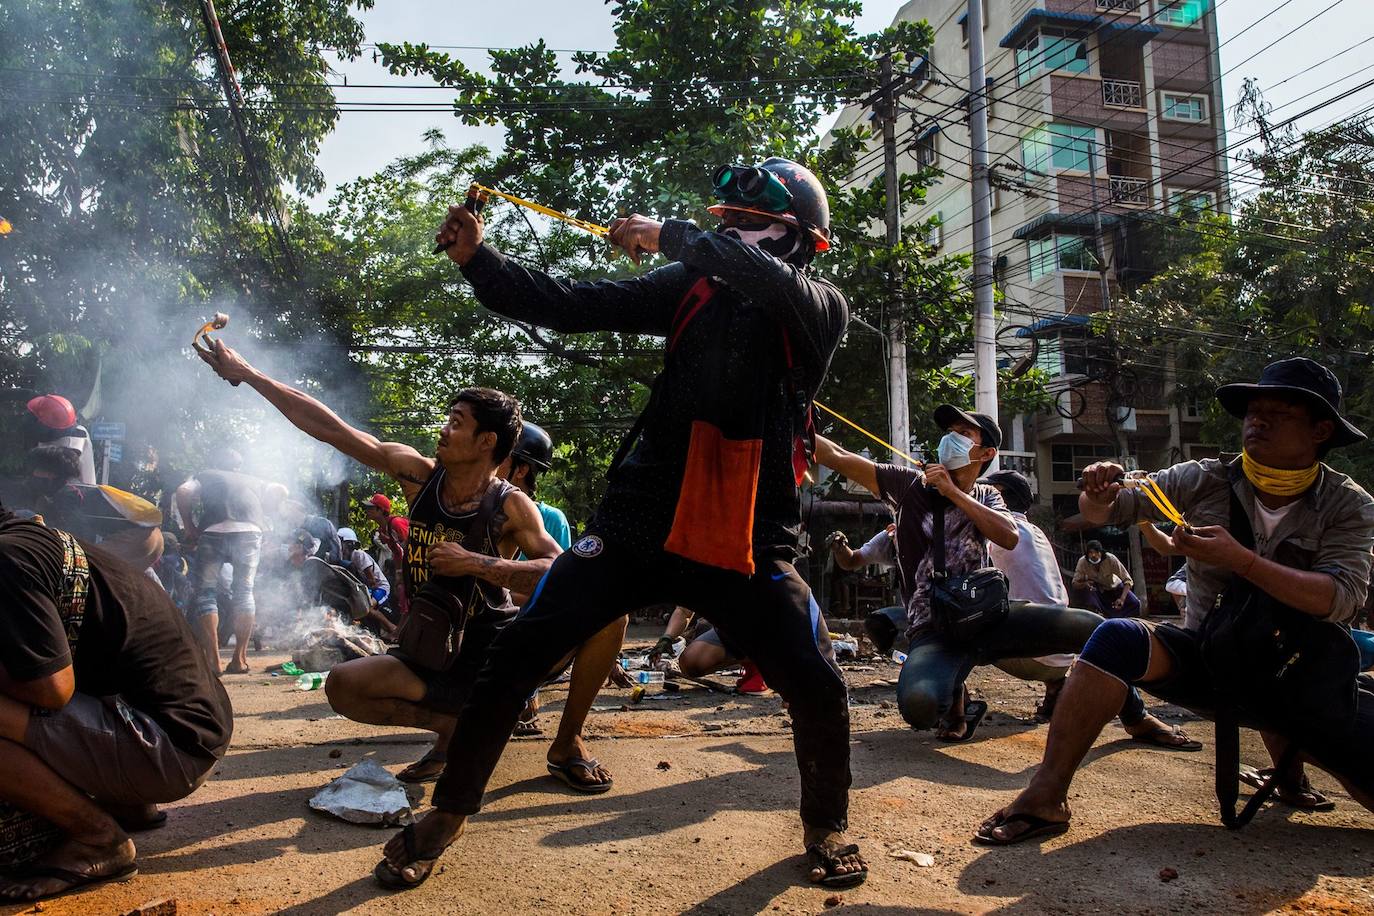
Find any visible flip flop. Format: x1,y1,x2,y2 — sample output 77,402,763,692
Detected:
513,719,542,737
936,700,988,743
1131,726,1202,752
547,757,614,794
973,812,1071,847
805,841,869,888
373,823,450,891
1239,766,1337,811
1,862,138,901
395,751,447,784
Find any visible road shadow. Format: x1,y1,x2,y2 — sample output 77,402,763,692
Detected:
956,820,1374,914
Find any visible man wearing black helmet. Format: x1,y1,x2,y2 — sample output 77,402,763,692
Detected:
395,158,864,892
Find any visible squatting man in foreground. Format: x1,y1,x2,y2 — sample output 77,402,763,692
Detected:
977,357,1374,845
382,156,866,892
0,510,233,901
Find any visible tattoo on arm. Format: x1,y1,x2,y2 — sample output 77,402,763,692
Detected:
472,554,550,594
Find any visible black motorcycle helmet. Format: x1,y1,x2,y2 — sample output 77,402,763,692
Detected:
509,421,555,494
708,157,831,254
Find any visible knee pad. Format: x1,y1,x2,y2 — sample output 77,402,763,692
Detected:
1077,618,1151,684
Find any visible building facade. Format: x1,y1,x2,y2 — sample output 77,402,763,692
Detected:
831,0,1229,603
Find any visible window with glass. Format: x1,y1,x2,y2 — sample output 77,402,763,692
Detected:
1162,93,1207,122
1156,0,1204,26
915,127,939,168
1027,235,1098,280
1016,30,1088,85
1051,443,1119,482
1021,124,1095,177
1166,188,1215,214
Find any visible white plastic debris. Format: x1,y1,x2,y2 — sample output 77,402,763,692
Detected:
889,849,935,867
308,757,414,826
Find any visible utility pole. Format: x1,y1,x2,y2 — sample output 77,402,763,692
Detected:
967,0,999,465
879,54,910,460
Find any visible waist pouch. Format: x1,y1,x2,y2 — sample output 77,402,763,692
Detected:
395,582,467,673
927,498,1009,644
663,420,762,576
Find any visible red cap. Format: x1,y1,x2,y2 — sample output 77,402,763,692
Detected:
27,394,77,430
368,493,392,513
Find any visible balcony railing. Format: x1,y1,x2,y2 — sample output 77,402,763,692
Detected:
1109,176,1150,206
1096,0,1139,11
1102,78,1143,108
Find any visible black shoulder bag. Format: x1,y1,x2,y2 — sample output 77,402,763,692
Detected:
929,496,1011,644
394,481,506,673
1200,485,1360,828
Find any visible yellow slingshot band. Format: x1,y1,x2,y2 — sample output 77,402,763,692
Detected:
1126,476,1187,528
471,184,612,238
814,401,921,467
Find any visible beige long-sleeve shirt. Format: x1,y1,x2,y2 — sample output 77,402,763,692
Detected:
1072,552,1132,591
1108,456,1374,629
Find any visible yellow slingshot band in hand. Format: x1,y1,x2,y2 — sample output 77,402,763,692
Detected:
471,184,611,238
1127,477,1187,528
814,401,921,467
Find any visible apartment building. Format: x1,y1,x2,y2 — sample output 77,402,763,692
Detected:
830,0,1229,603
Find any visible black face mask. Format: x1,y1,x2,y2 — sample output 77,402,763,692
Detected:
718,221,810,265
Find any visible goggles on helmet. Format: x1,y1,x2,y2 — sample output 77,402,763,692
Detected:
712,164,794,214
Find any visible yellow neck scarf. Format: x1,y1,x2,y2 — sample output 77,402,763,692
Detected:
1241,450,1319,497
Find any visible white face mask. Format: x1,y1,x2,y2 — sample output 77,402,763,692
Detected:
719,222,804,262
1089,554,1103,565
936,431,977,470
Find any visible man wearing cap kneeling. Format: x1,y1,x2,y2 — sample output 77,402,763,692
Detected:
977,358,1374,845
815,406,1022,740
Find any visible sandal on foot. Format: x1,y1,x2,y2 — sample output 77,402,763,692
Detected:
112,806,167,832
1131,726,1202,752
1,862,138,901
396,752,447,784
373,823,450,891
805,842,868,888
974,812,1070,847
936,700,988,743
547,757,614,794
513,719,542,737
1239,766,1336,811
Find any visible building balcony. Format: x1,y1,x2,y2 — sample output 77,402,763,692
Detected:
1102,78,1143,108
1095,0,1140,11
1109,176,1151,207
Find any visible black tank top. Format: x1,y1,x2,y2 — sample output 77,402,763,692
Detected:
405,467,517,618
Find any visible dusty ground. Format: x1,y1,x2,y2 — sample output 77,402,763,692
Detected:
7,625,1374,915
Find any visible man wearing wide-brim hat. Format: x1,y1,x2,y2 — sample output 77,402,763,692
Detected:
976,356,1374,846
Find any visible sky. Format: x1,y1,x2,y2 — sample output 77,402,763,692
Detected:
310,0,1374,203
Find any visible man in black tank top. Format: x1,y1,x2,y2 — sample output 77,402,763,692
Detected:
192,355,581,775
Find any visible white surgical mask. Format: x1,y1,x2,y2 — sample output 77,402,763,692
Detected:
936,431,977,470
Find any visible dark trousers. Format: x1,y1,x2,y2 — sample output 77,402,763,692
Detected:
431,535,852,831
896,602,1148,728
1074,584,1142,619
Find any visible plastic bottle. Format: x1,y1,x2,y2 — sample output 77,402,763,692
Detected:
635,670,665,685
891,650,908,665
296,672,327,691
619,656,647,671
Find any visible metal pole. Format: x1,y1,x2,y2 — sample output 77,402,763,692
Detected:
880,54,910,458
1086,139,1112,310
967,0,999,464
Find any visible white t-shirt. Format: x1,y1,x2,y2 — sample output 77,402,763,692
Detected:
854,528,896,571
1254,500,1298,540
989,513,1074,668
